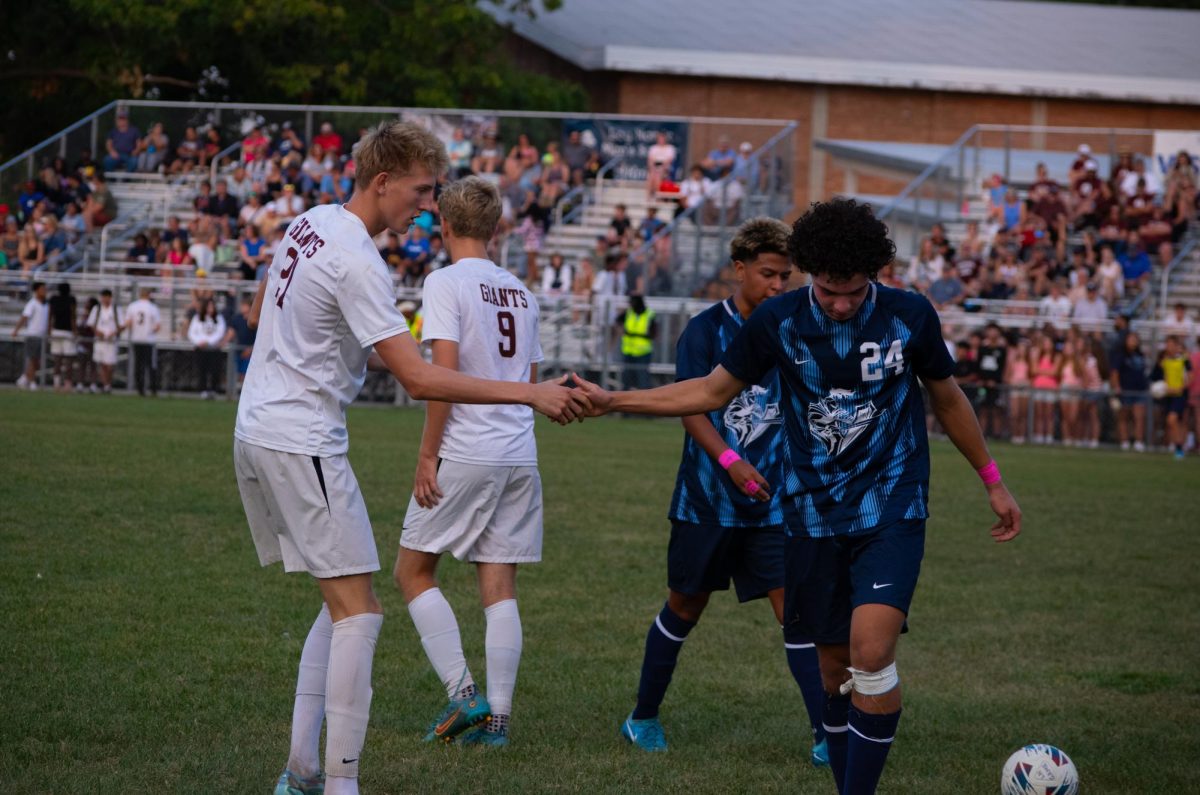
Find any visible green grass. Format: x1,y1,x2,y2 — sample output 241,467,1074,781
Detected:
2,392,1198,794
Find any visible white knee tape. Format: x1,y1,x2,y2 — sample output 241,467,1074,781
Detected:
838,663,900,696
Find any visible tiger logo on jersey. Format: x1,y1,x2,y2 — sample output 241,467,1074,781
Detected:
723,385,782,447
807,388,882,457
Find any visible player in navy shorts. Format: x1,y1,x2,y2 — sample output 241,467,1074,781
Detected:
619,219,827,763
573,199,1022,794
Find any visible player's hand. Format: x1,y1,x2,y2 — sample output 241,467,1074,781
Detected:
727,460,770,501
986,481,1021,542
413,456,443,509
569,372,614,417
530,374,590,425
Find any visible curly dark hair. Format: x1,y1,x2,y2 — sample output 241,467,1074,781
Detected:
787,198,896,281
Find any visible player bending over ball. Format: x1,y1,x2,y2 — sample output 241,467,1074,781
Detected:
233,122,586,795
393,176,545,748
619,218,828,766
573,199,1021,795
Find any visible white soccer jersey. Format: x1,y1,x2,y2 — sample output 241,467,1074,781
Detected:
421,258,543,466
126,299,161,342
235,204,409,457
87,303,121,340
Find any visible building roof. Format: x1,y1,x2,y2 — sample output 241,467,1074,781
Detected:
493,0,1200,104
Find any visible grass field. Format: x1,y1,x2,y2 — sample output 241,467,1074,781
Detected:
2,391,1199,794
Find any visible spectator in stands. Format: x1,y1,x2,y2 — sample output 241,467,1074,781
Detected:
47,282,76,392
541,251,573,296
1139,206,1173,256
427,232,449,271
1,216,19,266
17,225,44,273
188,297,226,399
701,173,744,226
1152,335,1191,459
702,136,736,179
1071,282,1108,324
227,165,253,203
82,173,117,232
509,133,539,176
572,256,595,320
1111,149,1135,190
209,179,241,238
1164,150,1197,240
1121,157,1162,200
312,121,342,159
540,144,570,208
103,110,140,172
188,229,216,275
732,141,761,190
126,232,157,269
274,121,306,164
1097,205,1126,250
163,235,192,275
638,206,666,244
582,148,603,183
609,203,633,246
134,122,169,173
562,130,593,184
999,187,1024,231
41,216,68,267
13,281,49,389
241,124,271,168
1030,332,1062,444
646,131,677,198
1096,246,1124,306
1038,279,1073,324
300,143,330,193
1111,331,1149,451
238,225,269,281
677,164,711,220
378,231,403,271
238,193,270,232
908,237,945,292
200,127,223,167
269,183,305,226
1068,144,1093,189
984,173,1007,223
447,127,473,179
472,133,504,177
171,126,202,174
1163,302,1197,340
1118,230,1153,293
928,262,965,311
397,226,431,286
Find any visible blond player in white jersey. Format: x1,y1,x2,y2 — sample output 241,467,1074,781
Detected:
392,177,543,748
232,122,587,795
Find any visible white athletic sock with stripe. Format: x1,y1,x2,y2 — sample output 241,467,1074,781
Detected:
287,605,333,779
407,587,473,699
324,611,383,787
484,599,523,719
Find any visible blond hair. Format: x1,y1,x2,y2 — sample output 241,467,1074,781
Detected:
437,176,502,242
730,217,790,264
353,120,449,189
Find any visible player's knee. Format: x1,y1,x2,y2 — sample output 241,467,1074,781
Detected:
667,591,708,623
840,661,900,698
850,639,895,674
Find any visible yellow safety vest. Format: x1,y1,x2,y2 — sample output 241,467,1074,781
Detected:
622,309,655,357
411,309,423,344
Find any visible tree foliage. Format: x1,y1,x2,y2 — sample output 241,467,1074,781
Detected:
0,0,584,161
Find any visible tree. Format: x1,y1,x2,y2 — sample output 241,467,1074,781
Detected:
0,0,585,162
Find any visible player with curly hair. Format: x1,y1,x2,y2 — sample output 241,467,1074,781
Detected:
573,199,1022,794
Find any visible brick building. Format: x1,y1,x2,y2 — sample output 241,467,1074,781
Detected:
493,0,1200,210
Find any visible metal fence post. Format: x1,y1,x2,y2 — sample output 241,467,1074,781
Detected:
1003,128,1012,183
956,144,965,214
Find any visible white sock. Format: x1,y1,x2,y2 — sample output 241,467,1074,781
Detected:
287,605,333,779
484,599,523,718
324,612,383,782
407,588,472,699
324,774,360,795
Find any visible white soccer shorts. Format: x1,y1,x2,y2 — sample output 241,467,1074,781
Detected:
234,439,379,578
50,330,74,357
92,340,118,365
401,460,543,563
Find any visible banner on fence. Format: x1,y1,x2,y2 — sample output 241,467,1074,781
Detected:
1151,130,1200,181
563,119,689,182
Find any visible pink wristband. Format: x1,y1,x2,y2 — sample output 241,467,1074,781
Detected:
977,459,1001,485
718,449,742,470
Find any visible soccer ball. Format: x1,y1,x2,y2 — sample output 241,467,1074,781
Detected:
1149,380,1169,399
1001,744,1079,795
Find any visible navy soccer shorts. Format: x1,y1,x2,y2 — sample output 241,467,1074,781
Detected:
667,520,785,603
783,519,926,645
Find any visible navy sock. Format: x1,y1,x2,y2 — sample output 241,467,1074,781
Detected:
631,603,695,720
823,692,851,793
783,629,826,743
843,706,901,795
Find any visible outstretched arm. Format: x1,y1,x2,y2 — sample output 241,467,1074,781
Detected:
572,365,747,418
923,375,1021,542
373,332,586,424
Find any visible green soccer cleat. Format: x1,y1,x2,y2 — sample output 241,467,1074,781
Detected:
459,726,510,747
423,693,491,743
274,769,325,795
811,737,830,768
621,713,667,752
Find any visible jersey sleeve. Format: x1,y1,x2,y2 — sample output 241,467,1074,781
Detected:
675,314,715,382
22,300,34,320
335,253,409,348
419,273,461,344
909,297,956,380
719,307,776,387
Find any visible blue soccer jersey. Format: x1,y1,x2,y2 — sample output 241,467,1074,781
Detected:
669,297,786,527
720,284,955,537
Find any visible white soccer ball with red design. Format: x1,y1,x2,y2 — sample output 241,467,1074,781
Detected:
1001,744,1079,795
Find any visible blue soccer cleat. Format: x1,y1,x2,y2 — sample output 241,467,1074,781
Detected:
621,713,668,752
811,737,830,768
459,726,510,747
274,768,325,795
423,693,491,743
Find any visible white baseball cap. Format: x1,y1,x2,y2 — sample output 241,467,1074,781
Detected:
1077,143,1092,155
